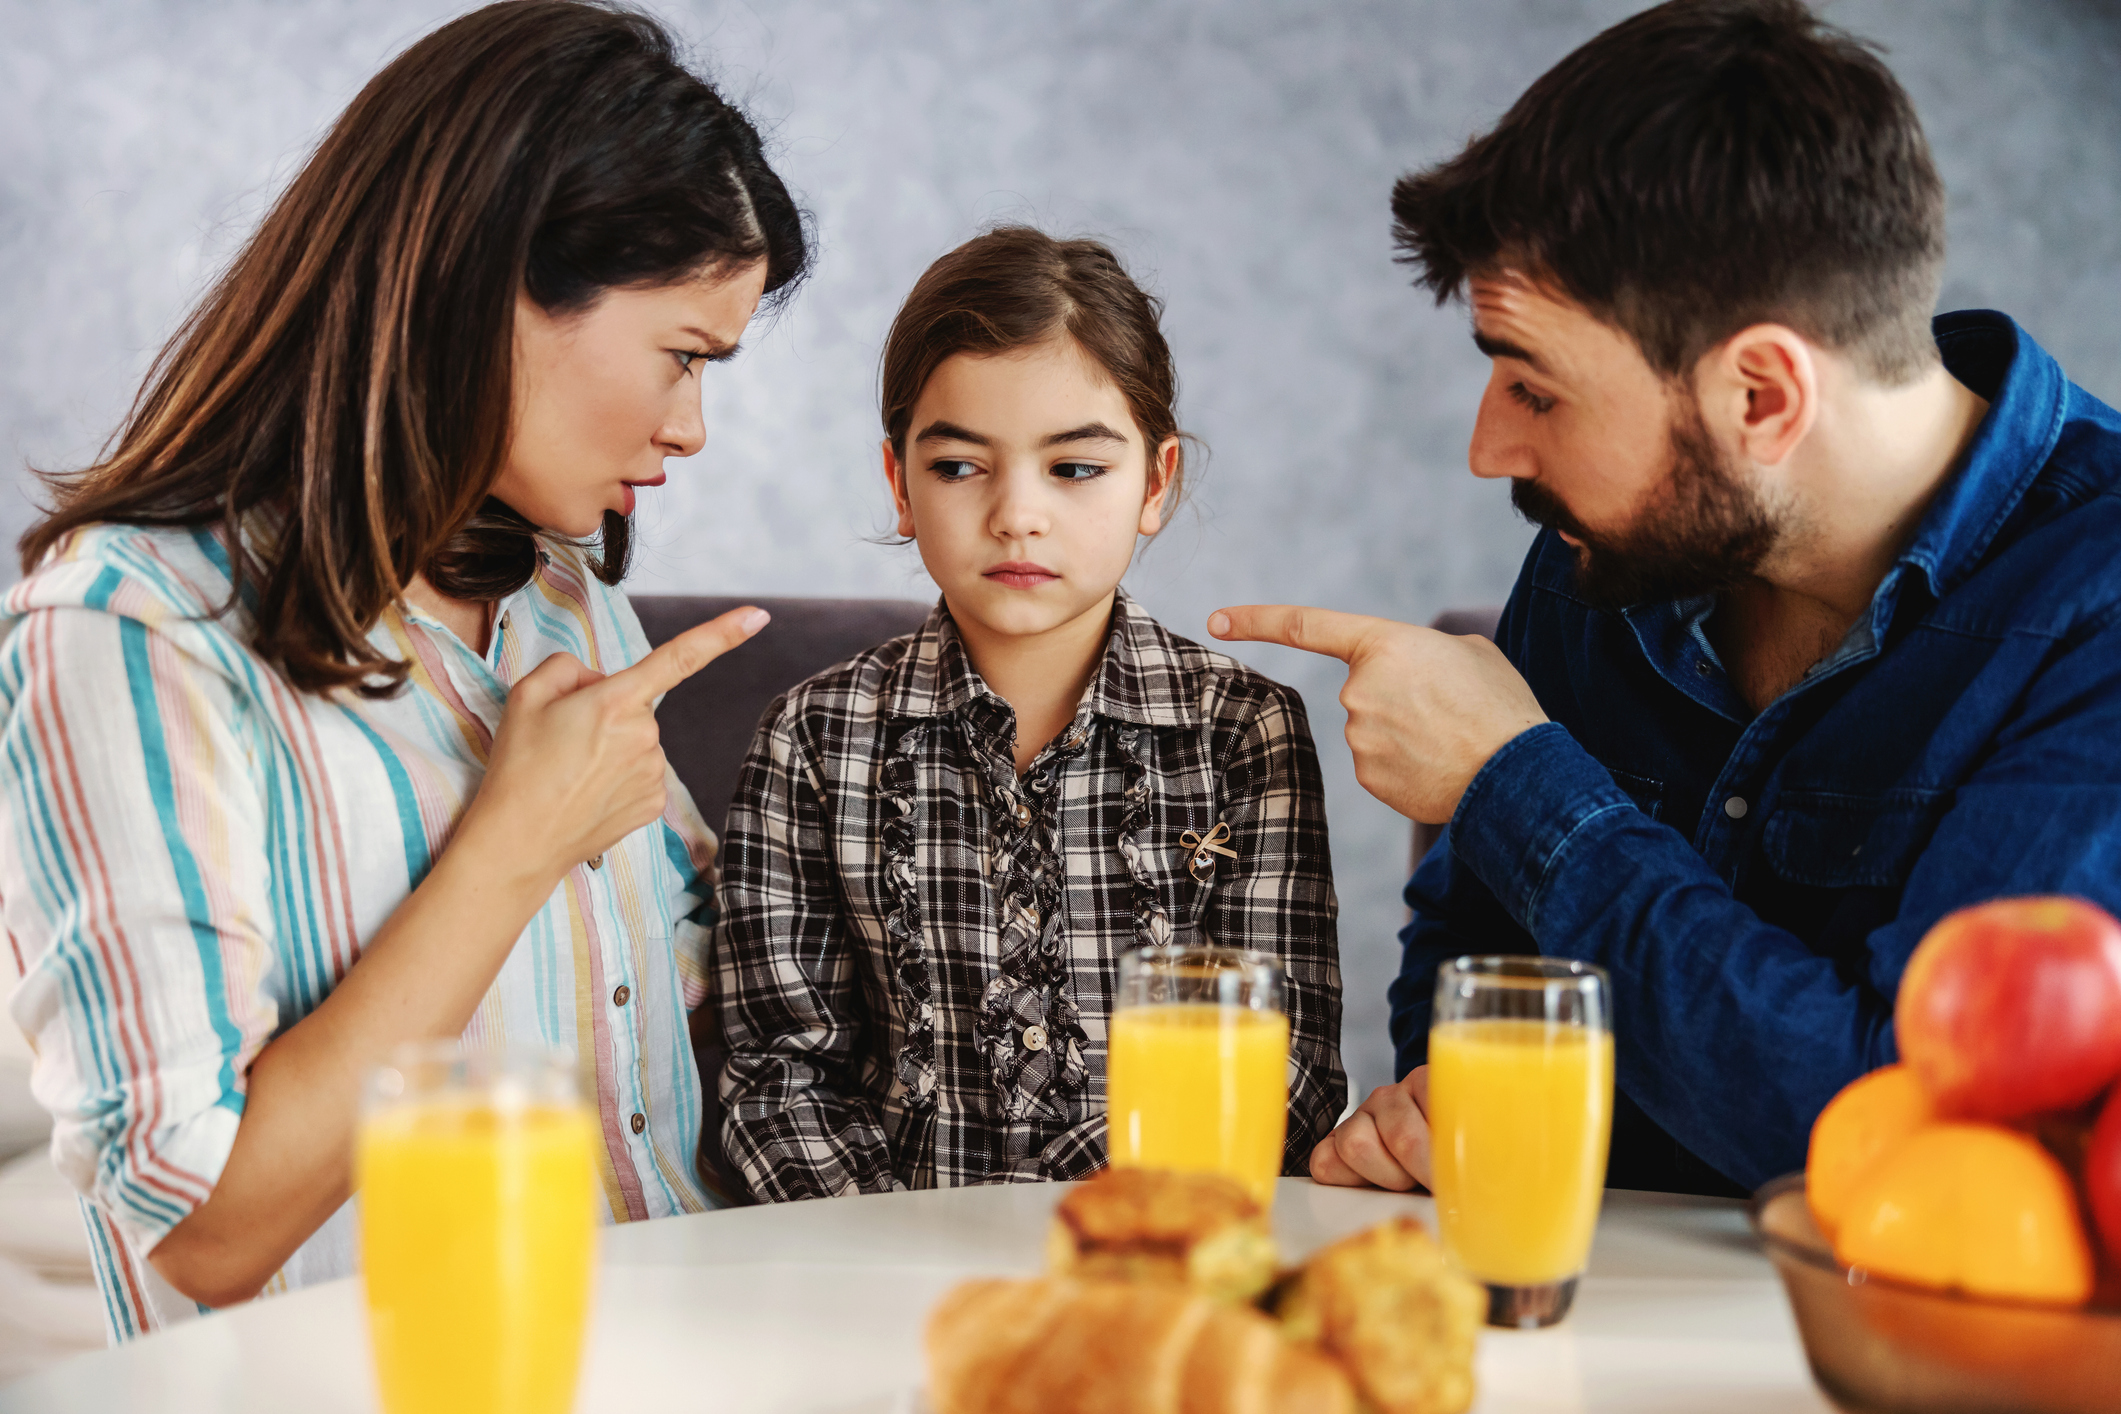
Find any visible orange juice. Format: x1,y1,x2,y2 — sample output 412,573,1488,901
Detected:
1427,1018,1614,1285
1107,1003,1290,1207
358,1101,598,1414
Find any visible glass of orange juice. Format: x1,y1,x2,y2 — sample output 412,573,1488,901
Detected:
358,1043,599,1414
1428,955,1613,1329
1106,942,1289,1208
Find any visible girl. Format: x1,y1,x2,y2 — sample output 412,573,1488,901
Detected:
717,226,1345,1197
0,2,804,1333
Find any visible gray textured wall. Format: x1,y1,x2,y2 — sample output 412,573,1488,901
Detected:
4,1,2118,1102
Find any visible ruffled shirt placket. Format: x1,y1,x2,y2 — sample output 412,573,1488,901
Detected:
960,700,1095,1158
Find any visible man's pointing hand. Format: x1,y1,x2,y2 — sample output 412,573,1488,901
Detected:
1208,604,1547,824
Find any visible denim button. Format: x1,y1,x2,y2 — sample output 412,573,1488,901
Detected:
1724,796,1749,819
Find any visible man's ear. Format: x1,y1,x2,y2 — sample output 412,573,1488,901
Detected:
882,439,916,539
1698,324,1818,469
1138,437,1180,537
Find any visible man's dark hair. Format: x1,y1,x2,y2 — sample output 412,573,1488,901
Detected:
1392,0,1945,385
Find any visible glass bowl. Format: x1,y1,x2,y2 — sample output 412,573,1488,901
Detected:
1750,1172,2121,1413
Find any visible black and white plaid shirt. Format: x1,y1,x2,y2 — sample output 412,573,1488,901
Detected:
714,589,1345,1200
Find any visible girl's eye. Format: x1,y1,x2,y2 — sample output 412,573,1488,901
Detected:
1507,381,1556,415
672,349,710,374
1051,462,1108,482
930,459,980,482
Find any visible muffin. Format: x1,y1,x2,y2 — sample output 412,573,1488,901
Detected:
1046,1167,1279,1304
1270,1217,1484,1414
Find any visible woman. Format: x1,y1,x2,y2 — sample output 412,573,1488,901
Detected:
0,1,806,1336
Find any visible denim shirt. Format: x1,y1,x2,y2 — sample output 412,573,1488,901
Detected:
1389,311,2121,1195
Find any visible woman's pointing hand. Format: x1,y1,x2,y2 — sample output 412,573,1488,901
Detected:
474,605,771,883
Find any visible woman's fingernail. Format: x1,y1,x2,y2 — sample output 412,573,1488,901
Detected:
1208,612,1231,638
743,608,771,634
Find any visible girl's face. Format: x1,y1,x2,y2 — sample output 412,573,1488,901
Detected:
495,259,769,537
884,337,1177,643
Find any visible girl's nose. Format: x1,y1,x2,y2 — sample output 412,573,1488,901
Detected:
987,466,1051,540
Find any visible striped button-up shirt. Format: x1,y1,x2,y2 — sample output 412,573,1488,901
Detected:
717,590,1346,1200
0,523,720,1340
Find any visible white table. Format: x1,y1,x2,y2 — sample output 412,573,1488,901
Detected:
0,1180,1832,1413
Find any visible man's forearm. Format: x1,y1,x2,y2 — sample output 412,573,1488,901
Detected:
1390,823,1538,1079
1448,724,1894,1187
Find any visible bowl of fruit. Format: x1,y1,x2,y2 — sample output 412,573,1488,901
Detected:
1752,897,2121,1413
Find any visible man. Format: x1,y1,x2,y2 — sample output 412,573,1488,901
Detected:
1213,0,2121,1195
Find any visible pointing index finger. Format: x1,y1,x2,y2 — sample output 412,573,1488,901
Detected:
1207,604,1387,664
615,606,770,702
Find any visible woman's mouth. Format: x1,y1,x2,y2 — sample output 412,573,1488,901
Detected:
983,561,1060,590
620,473,667,516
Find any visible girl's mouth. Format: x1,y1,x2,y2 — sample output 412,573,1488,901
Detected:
983,561,1060,590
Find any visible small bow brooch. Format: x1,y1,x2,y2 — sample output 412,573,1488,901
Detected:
1179,822,1238,883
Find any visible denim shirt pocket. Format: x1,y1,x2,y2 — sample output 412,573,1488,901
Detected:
1763,789,1950,888
1604,767,1665,822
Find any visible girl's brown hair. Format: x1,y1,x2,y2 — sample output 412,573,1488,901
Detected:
880,226,1192,515
20,1,808,696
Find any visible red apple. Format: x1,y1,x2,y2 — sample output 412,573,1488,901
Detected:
1895,897,2121,1121
2091,1086,2121,1269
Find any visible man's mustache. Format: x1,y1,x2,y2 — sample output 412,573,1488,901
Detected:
1510,477,1595,544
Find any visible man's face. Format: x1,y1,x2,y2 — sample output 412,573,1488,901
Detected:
1467,272,1778,610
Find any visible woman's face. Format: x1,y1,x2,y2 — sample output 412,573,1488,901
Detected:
495,259,769,537
884,336,1177,643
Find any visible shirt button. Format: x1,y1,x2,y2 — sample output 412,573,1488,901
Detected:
1014,801,1031,824
1724,796,1749,819
587,853,604,871
1022,1025,1048,1052
613,984,630,1007
630,1112,646,1135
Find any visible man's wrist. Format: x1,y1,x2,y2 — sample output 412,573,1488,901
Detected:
1444,716,1553,819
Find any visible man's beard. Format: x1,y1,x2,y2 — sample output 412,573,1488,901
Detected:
1510,398,1779,612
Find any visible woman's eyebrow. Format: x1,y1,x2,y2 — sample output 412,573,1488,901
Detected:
1040,422,1128,447
679,326,741,361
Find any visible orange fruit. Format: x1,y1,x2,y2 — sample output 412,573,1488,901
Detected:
1834,1123,2094,1307
1806,1063,1936,1242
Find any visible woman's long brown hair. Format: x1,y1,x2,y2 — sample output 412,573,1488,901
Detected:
21,1,808,696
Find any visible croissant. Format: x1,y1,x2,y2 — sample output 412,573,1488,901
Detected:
926,1277,1356,1414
